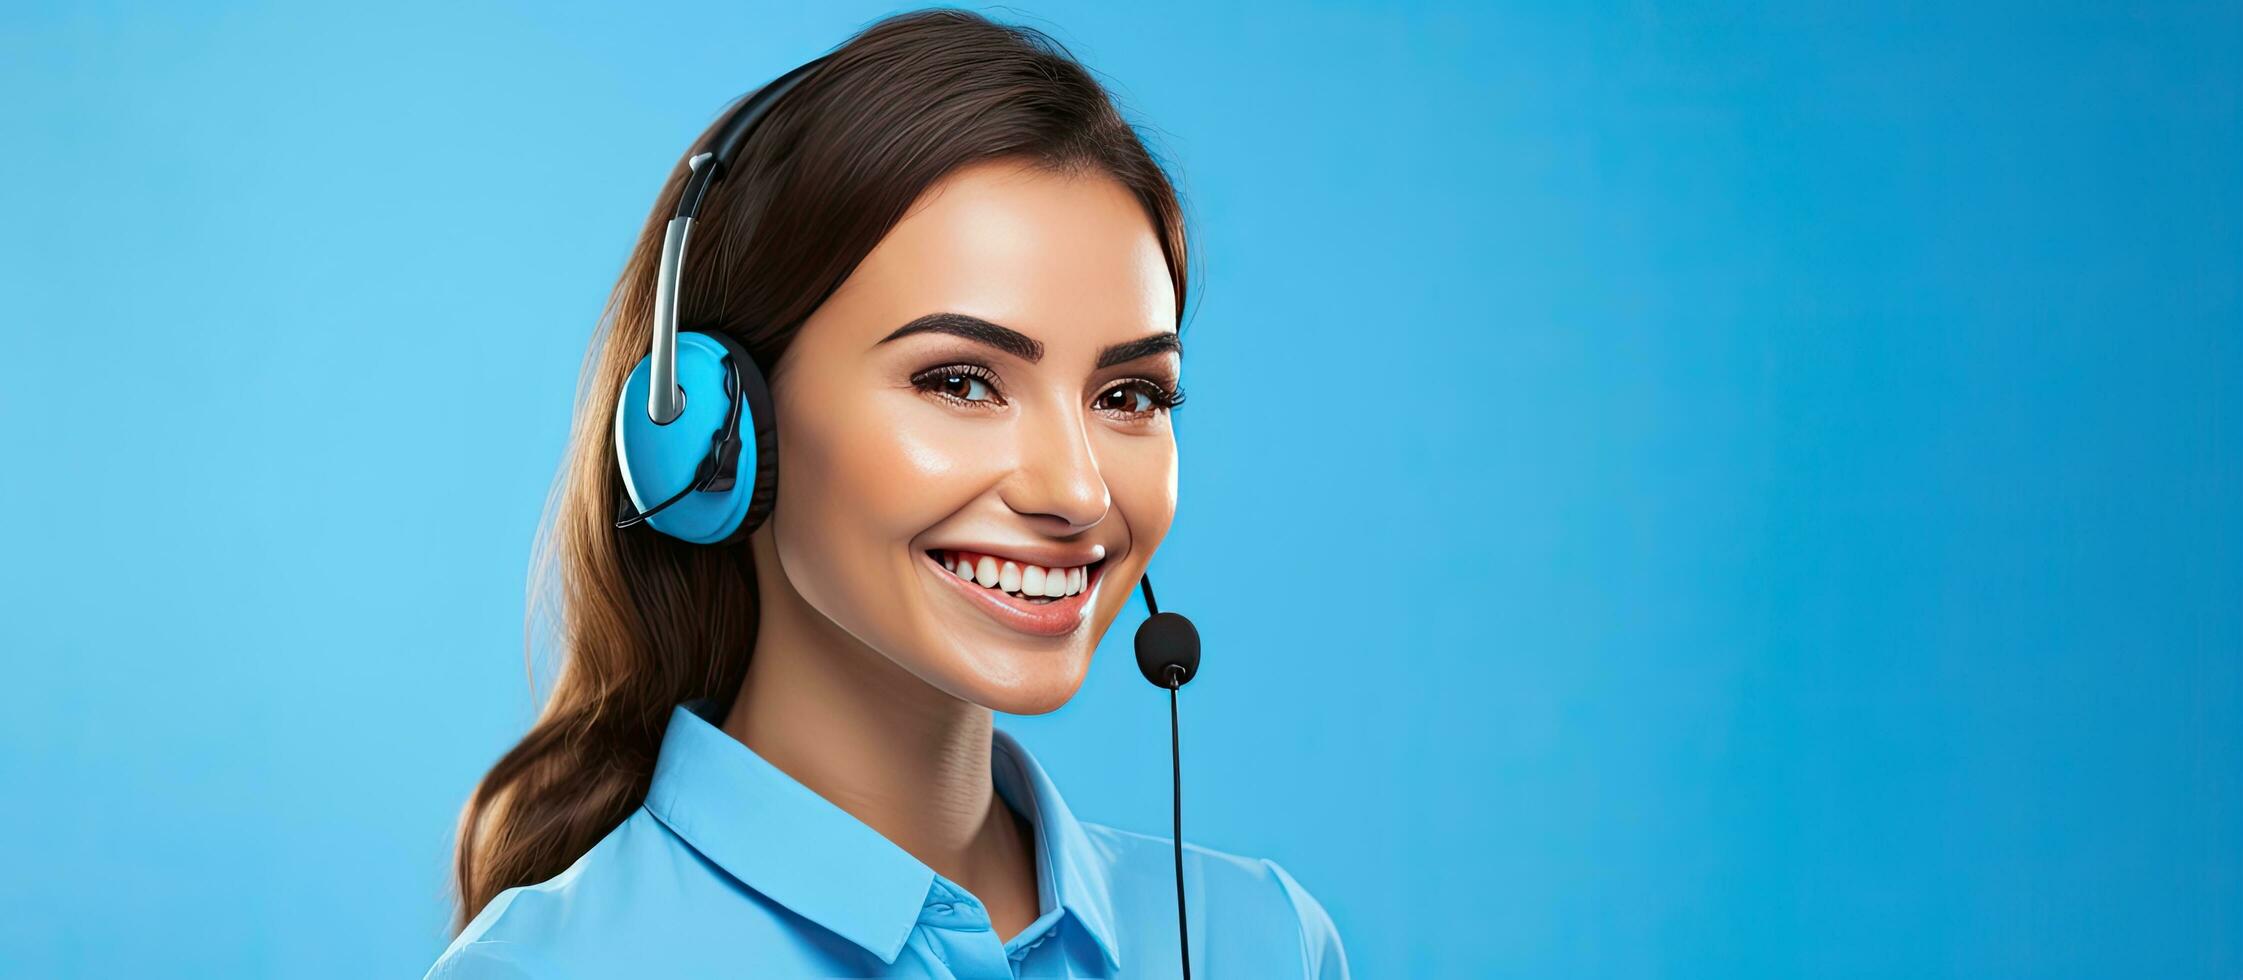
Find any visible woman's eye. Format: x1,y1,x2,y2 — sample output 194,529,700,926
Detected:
1095,379,1182,415
938,374,994,401
1097,386,1151,413
912,365,1003,406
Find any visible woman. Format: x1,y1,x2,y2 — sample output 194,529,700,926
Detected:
428,9,1347,978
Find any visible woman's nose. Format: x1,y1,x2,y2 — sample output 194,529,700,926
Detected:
999,407,1110,532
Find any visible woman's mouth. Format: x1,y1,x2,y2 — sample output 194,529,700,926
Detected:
921,548,1106,637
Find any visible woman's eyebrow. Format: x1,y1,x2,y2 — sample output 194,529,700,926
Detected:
1094,332,1181,369
875,311,1181,368
876,312,1042,362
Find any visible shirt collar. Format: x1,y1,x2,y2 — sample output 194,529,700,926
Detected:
642,699,1122,970
991,725,1124,970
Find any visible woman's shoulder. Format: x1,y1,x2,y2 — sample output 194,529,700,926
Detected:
1077,821,1350,979
423,808,713,980
424,913,561,980
423,875,582,980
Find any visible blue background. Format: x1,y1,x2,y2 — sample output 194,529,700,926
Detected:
3,2,2237,977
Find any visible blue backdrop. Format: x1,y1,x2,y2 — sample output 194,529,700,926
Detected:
3,2,2237,977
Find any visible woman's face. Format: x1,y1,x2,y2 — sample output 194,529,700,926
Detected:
759,158,1181,715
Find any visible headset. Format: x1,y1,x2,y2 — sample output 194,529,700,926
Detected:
608,53,1207,978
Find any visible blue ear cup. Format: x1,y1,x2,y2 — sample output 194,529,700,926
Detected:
607,55,821,546
612,330,776,545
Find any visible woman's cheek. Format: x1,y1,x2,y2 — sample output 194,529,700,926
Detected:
1086,429,1176,631
773,391,944,622
854,400,1003,528
1112,430,1178,547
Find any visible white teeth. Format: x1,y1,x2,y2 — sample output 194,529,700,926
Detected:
939,550,1094,599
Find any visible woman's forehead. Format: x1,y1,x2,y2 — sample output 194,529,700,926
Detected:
810,159,1176,357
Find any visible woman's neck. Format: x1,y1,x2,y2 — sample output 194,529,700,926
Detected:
721,544,1039,937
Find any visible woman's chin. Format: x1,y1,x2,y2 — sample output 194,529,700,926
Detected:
924,646,1092,716
901,577,1101,714
978,679,1082,717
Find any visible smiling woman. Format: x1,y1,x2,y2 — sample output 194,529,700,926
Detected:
427,8,1346,979
759,156,1184,718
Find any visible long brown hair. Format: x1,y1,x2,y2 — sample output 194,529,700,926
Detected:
448,8,1193,931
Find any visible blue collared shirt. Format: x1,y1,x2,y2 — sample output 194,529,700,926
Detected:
425,699,1348,978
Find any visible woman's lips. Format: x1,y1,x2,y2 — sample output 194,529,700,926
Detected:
920,549,1103,638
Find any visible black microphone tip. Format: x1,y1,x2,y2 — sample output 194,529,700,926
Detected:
1135,610,1200,689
